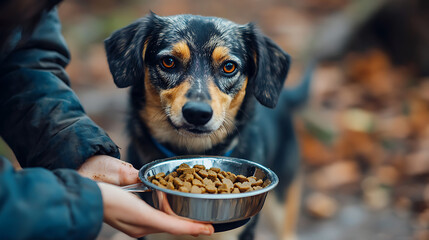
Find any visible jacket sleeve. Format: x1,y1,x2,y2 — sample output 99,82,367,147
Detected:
0,157,103,240
0,8,120,170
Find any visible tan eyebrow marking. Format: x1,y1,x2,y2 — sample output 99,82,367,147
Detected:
212,46,230,65
172,41,191,63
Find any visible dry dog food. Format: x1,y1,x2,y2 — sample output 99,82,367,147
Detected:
148,163,271,194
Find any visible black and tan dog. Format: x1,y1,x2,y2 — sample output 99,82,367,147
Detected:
105,13,311,240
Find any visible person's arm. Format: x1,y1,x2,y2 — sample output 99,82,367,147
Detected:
0,157,214,239
0,157,103,240
0,8,119,170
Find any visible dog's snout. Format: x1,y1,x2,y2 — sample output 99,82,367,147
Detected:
182,102,213,126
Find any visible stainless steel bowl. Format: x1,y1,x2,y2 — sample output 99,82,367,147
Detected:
128,156,278,224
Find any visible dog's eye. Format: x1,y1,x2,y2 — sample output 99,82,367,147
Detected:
222,61,237,75
161,57,175,69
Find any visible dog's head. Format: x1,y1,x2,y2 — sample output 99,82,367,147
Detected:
105,13,290,152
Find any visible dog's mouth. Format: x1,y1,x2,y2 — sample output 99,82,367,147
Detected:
177,125,215,136
167,118,215,136
186,128,212,134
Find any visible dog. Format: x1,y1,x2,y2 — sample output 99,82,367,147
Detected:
105,13,312,240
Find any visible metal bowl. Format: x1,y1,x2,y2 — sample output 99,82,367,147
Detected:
138,156,278,224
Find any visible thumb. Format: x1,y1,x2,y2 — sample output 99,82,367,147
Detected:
117,160,141,185
79,155,140,185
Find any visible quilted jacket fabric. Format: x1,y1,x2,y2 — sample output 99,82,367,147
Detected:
0,8,120,239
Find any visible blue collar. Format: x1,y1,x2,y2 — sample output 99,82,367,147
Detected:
150,136,234,158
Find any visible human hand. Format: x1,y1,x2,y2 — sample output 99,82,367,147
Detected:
78,155,140,186
97,182,214,237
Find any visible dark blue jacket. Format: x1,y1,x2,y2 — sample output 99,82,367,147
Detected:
0,8,120,239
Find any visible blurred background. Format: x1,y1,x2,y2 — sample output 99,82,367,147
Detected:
1,0,429,239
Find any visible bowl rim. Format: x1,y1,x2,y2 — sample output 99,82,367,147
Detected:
139,155,279,199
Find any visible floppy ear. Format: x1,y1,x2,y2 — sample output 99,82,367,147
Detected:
104,15,154,88
244,24,291,108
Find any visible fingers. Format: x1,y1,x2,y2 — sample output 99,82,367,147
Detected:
99,182,214,238
160,217,214,236
138,204,214,236
78,155,140,185
105,218,159,238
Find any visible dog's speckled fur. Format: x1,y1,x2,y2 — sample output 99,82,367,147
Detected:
105,13,310,240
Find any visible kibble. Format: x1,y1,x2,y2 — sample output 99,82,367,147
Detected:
149,163,271,194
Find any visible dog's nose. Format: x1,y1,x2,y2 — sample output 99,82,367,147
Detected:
182,102,213,126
